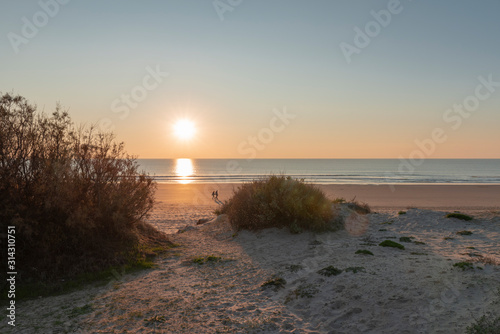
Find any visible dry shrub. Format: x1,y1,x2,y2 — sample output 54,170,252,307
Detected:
346,201,371,215
218,175,337,233
0,93,169,282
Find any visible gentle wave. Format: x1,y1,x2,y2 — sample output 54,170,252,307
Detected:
138,159,500,185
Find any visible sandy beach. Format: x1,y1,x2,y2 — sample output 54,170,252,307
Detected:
155,183,500,209
4,184,500,333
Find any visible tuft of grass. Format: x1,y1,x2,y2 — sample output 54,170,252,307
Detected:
192,255,222,265
466,314,500,334
453,261,474,270
446,213,473,221
467,247,476,250
217,175,337,233
345,266,365,274
443,237,455,241
398,211,407,215
287,284,320,301
356,249,374,256
379,240,405,250
414,241,426,245
379,229,388,232
332,197,346,204
399,237,415,243
457,230,473,236
261,277,286,291
380,221,394,225
317,265,342,277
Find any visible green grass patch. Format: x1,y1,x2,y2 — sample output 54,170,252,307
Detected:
317,265,342,277
379,240,405,250
398,211,407,215
399,237,415,243
453,261,474,271
446,213,473,221
467,247,476,250
443,237,455,241
414,241,426,245
261,277,287,291
457,230,473,236
345,266,366,274
286,284,320,302
12,240,174,301
192,255,222,265
355,249,374,256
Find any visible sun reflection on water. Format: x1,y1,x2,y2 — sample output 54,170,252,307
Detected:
175,158,194,184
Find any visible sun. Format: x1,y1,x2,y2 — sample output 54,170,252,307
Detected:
173,119,196,140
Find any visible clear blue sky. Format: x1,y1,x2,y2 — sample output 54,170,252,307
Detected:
1,0,499,158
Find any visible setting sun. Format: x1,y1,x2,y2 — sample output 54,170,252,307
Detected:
173,119,196,140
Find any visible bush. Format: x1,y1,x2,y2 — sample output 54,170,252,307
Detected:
317,265,342,277
0,93,169,284
218,175,336,232
379,240,405,250
453,262,474,271
446,213,473,221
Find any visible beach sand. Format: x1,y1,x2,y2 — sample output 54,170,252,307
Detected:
5,184,500,333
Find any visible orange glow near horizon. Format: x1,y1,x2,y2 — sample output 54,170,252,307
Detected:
175,158,194,184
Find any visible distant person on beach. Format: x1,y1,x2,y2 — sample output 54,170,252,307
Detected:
215,190,219,199
211,191,215,199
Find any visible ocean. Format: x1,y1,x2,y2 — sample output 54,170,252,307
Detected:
137,159,500,185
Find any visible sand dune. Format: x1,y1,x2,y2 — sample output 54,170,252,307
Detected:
6,204,499,333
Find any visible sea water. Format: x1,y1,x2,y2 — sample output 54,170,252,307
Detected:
137,159,500,185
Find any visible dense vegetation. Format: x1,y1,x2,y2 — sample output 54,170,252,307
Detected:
0,93,170,290
217,175,339,233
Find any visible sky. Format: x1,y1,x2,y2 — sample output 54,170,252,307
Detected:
1,0,499,159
